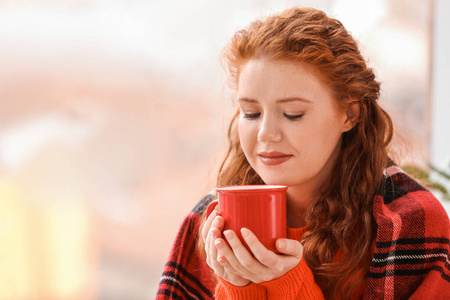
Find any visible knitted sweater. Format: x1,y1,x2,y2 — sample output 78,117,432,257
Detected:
156,164,450,299
214,226,366,299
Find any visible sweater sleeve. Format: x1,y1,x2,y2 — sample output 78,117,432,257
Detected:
214,226,324,299
215,259,324,300
214,258,324,300
261,257,324,300
215,277,267,299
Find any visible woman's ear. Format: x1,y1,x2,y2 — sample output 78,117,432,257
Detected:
342,102,360,132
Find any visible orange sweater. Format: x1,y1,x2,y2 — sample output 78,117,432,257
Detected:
215,227,366,299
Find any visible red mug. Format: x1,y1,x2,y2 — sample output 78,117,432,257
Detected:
206,185,287,253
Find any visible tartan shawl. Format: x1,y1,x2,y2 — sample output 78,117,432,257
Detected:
156,164,450,299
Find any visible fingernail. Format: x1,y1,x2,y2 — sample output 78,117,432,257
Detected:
214,239,223,249
241,228,249,238
213,218,220,226
224,230,233,241
217,255,225,263
278,240,286,250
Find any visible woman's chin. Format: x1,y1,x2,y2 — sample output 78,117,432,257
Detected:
261,178,290,187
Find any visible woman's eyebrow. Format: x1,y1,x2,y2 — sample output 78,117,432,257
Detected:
276,97,312,103
238,97,312,103
238,97,258,103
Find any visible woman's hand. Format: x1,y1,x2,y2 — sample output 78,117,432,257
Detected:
214,222,303,284
202,212,303,285
202,212,251,286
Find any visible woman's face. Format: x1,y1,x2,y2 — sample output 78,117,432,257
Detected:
237,58,354,194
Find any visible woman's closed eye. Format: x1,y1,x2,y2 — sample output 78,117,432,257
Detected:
243,112,304,120
284,113,304,121
243,112,261,119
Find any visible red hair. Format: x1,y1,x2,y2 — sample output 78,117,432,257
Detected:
202,7,394,298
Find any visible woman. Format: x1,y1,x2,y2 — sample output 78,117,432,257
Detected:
157,7,450,299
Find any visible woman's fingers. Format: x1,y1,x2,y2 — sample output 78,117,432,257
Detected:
203,216,252,286
202,211,216,243
203,212,216,265
208,228,224,273
220,230,267,279
205,215,227,274
203,213,223,259
276,238,303,259
205,227,214,267
209,227,303,284
240,228,278,268
214,236,253,278
239,228,303,280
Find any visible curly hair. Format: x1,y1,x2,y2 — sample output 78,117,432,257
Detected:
201,7,394,298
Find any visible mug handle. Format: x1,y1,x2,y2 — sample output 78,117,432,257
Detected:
206,200,219,217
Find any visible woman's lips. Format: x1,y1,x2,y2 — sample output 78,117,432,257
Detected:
258,151,293,165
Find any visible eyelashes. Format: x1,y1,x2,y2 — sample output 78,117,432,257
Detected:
243,112,261,119
243,112,304,121
284,113,304,121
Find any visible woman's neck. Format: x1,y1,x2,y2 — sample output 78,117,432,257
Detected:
285,147,338,228
286,186,316,228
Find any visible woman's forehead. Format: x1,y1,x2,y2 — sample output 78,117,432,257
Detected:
237,58,334,100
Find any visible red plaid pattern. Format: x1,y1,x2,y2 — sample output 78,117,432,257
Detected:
156,163,450,299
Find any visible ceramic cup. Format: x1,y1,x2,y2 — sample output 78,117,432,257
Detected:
206,185,287,253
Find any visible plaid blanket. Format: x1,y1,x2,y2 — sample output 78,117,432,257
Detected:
156,164,450,299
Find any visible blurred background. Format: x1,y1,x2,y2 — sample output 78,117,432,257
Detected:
0,0,449,299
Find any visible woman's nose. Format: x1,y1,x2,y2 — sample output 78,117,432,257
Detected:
257,116,282,142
